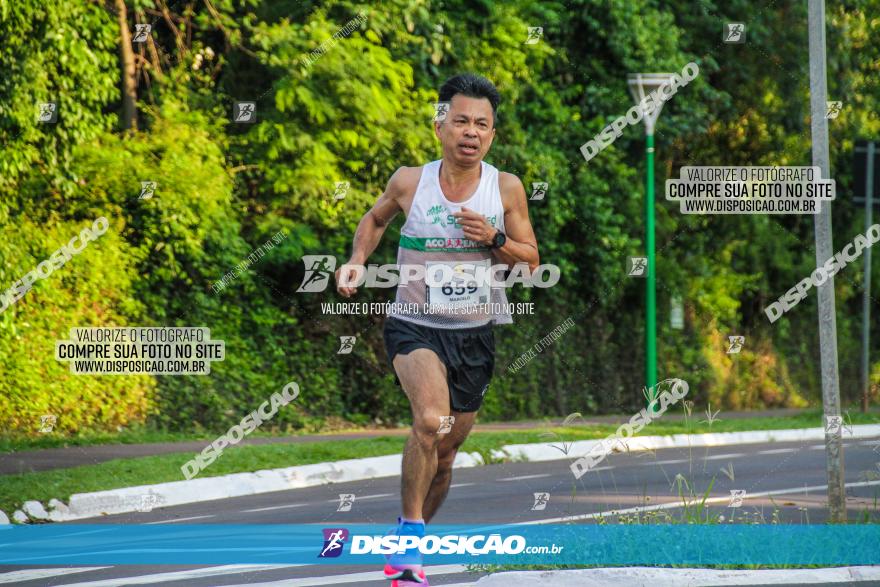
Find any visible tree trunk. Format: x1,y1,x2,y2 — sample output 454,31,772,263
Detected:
115,0,137,131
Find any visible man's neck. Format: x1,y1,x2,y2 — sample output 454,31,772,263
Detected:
439,158,481,188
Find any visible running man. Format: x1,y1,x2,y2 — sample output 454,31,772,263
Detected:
336,73,540,585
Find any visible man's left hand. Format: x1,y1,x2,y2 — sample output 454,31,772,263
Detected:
453,207,497,245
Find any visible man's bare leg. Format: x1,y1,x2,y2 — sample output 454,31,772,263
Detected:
393,348,451,521
423,410,476,523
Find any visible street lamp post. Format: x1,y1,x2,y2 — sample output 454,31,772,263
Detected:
628,73,675,408
806,0,846,523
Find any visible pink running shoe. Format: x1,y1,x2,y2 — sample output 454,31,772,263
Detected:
385,563,429,585
383,517,427,585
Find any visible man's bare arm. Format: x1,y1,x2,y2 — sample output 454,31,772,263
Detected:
337,167,416,297
349,186,402,265
493,172,540,272
454,172,539,272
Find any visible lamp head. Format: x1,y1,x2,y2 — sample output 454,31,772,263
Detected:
627,73,675,135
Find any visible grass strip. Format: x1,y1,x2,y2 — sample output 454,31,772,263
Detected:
2,409,878,516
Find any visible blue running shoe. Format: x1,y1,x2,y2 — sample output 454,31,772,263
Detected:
383,518,427,585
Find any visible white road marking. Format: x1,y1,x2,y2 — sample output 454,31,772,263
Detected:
354,492,394,500
522,479,880,524
21,440,877,587
51,565,299,587
450,482,475,488
809,440,876,449
498,474,551,482
647,459,689,466
701,453,746,461
323,493,394,503
641,453,745,465
241,503,307,513
599,453,747,470
757,448,796,455
220,564,469,586
143,514,214,524
0,567,110,584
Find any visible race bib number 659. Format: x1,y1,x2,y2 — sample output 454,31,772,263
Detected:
425,260,490,309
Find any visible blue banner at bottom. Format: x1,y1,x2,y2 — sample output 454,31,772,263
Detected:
1,524,879,565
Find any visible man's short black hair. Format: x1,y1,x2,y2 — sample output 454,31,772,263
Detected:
438,73,500,125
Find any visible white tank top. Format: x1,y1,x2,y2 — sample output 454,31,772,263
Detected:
388,159,513,328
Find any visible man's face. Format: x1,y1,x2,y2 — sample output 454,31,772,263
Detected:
434,94,496,164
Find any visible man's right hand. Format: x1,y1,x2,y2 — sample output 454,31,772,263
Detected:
336,263,365,298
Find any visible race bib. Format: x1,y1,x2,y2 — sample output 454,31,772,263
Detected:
425,260,491,310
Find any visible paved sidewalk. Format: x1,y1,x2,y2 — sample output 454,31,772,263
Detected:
0,408,849,475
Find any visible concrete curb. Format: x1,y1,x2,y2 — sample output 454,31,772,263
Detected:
11,424,880,524
474,566,880,586
492,424,880,462
20,451,484,523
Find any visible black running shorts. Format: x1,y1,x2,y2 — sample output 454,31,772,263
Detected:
383,317,495,413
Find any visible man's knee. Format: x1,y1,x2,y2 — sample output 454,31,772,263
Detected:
411,414,447,449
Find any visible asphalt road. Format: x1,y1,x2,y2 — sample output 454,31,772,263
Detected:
0,408,830,476
3,436,880,587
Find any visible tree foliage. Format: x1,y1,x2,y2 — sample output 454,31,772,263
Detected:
1,0,878,435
